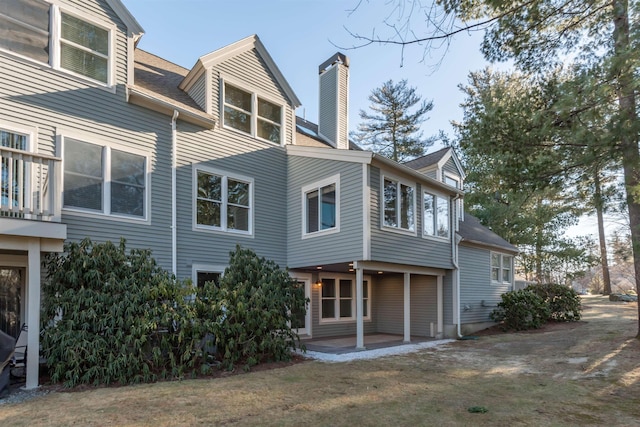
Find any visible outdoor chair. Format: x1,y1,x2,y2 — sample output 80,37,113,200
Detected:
10,324,27,379
0,329,16,398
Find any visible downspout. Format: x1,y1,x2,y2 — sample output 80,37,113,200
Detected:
171,110,179,276
452,194,463,338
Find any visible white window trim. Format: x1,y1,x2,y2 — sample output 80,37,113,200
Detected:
220,78,285,146
491,252,513,286
380,173,417,236
192,263,226,288
422,190,450,241
318,273,371,324
192,165,254,236
0,121,37,153
443,172,464,221
0,2,116,89
301,173,340,239
59,133,150,223
289,272,312,336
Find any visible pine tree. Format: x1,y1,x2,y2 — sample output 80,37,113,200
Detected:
354,79,434,162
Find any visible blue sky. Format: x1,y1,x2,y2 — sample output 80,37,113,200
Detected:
121,0,491,150
120,1,608,239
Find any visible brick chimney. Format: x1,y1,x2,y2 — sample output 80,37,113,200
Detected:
318,53,349,150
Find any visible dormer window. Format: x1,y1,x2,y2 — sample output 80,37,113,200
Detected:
0,1,114,86
223,81,282,144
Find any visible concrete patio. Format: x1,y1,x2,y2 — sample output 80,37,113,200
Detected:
303,334,435,355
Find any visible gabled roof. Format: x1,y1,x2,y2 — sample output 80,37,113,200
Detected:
179,35,301,108
106,0,144,39
296,117,361,150
404,147,466,180
128,49,216,128
458,213,518,254
404,147,450,170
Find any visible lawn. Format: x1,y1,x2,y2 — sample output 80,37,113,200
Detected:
1,295,638,426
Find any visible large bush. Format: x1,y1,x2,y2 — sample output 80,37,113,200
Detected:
527,283,582,322
197,246,308,371
41,238,202,387
490,289,551,331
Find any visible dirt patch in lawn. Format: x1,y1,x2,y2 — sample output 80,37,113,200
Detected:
1,295,639,426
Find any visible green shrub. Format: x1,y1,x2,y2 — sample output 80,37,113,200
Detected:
490,289,550,331
198,245,308,371
527,283,582,322
41,238,201,387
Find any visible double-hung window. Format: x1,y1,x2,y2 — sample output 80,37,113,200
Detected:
444,173,463,220
195,167,253,234
223,82,283,144
302,174,339,236
382,176,415,232
423,192,450,238
59,12,110,83
320,276,370,322
0,1,113,85
491,253,513,285
63,138,147,219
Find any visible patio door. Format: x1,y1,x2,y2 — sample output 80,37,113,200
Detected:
291,274,311,336
0,267,24,338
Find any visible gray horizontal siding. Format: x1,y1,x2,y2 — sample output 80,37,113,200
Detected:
459,244,509,323
173,47,300,279
443,157,461,177
374,274,404,335
410,275,437,337
309,279,376,339
187,73,207,111
0,1,174,271
212,49,296,147
287,156,363,267
443,271,454,325
374,274,437,337
369,166,453,269
174,122,288,279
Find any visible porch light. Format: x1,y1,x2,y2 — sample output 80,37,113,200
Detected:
314,280,322,287
377,271,383,274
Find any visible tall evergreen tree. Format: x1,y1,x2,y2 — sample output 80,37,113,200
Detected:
352,0,640,336
354,79,434,162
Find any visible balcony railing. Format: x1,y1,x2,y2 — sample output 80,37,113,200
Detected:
1,146,62,222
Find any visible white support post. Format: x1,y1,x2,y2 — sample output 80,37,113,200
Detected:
437,275,444,339
403,272,411,343
25,238,41,389
356,267,365,350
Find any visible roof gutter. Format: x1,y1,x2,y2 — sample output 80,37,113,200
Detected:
126,85,216,129
371,153,464,196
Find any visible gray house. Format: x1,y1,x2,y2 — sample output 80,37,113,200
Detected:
0,0,516,389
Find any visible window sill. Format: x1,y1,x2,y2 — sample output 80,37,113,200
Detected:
62,208,149,224
221,124,282,146
381,225,417,237
301,227,340,240
0,50,115,93
422,234,450,242
193,224,254,238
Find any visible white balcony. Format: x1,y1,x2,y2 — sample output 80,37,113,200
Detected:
1,145,62,222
